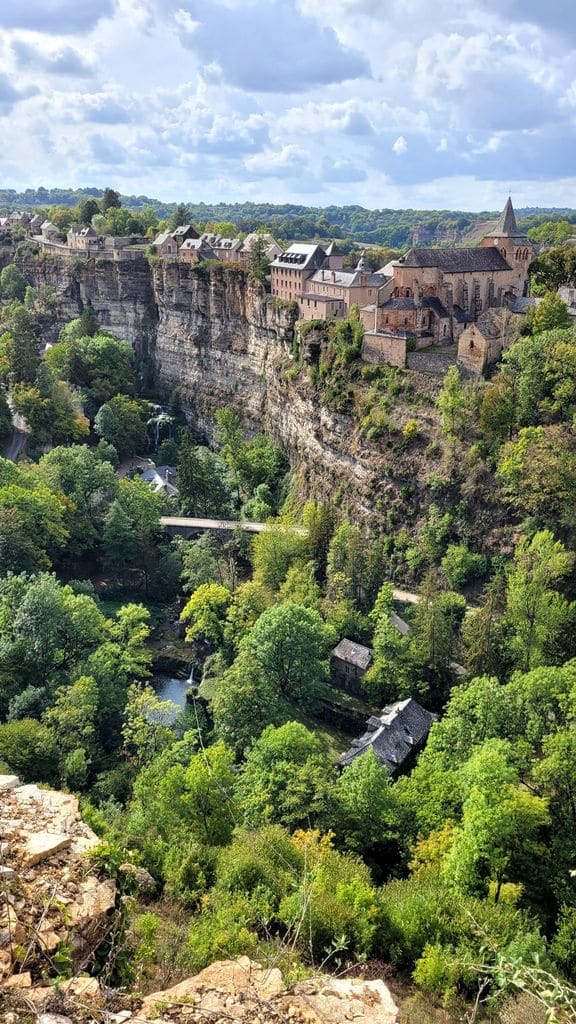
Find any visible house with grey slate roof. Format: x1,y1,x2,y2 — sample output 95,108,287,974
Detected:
339,698,436,774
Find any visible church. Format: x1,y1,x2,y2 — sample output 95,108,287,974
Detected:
360,199,533,355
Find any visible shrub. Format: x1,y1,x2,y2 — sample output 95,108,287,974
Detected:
441,543,487,589
403,418,420,440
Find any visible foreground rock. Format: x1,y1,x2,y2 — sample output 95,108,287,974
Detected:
0,775,115,986
1,956,398,1023
136,956,399,1024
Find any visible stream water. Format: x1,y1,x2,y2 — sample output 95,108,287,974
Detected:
154,664,195,709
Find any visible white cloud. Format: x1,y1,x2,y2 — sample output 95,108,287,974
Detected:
392,135,408,155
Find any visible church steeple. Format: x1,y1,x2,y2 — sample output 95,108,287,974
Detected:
494,197,518,236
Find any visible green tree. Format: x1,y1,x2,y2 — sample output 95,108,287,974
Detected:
94,394,147,457
440,544,486,590
0,264,26,301
76,198,100,225
102,187,121,212
0,718,58,783
240,603,329,708
102,499,138,575
213,651,281,753
479,374,516,445
168,204,191,230
247,236,270,283
43,675,98,786
410,577,467,703
2,304,39,382
251,525,307,590
444,740,549,901
122,682,179,766
505,530,574,672
497,425,576,525
38,444,118,554
461,573,508,678
335,748,398,855
437,366,467,437
530,292,571,334
236,722,336,830
177,433,233,517
181,583,232,647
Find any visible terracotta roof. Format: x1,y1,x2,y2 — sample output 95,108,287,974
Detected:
339,698,436,772
399,247,511,273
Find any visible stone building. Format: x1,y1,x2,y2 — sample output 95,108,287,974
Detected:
270,242,328,302
457,308,517,375
67,225,101,252
239,232,282,264
360,199,533,359
339,698,436,773
200,233,243,262
331,638,372,695
172,224,199,244
179,237,217,264
39,220,61,241
153,230,179,256
300,256,387,321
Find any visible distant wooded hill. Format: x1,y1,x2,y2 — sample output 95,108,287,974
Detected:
2,186,575,248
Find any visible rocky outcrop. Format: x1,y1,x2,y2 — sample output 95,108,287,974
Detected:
0,775,115,986
2,956,399,1023
137,956,399,1023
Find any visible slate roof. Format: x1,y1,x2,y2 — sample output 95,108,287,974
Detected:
453,305,474,323
494,197,518,235
390,611,411,636
332,638,372,671
309,268,386,288
172,224,198,238
153,230,174,246
201,233,242,251
270,243,327,271
180,238,215,255
422,296,448,317
398,247,511,273
382,297,416,310
339,698,436,772
510,296,542,314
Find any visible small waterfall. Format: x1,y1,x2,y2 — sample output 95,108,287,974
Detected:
186,663,195,687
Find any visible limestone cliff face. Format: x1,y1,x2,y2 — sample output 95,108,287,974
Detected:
151,261,380,515
16,252,425,519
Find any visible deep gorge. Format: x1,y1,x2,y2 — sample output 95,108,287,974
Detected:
17,251,426,521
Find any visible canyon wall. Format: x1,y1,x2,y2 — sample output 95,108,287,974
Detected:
16,251,425,519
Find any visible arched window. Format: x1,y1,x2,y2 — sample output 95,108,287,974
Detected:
404,317,409,325
443,324,448,337
405,287,412,298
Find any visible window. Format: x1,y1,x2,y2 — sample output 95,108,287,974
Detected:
443,324,448,337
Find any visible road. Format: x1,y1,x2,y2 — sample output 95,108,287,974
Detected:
5,411,28,462
391,587,421,605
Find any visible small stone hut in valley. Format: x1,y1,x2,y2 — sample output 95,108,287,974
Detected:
331,638,372,693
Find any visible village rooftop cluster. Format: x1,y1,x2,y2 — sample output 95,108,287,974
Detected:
5,199,574,376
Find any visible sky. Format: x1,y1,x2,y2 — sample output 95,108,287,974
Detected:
0,0,575,211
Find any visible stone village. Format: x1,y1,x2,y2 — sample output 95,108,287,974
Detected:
7,197,565,378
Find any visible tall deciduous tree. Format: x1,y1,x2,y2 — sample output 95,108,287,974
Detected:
505,530,574,672
240,602,329,708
